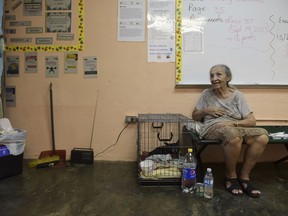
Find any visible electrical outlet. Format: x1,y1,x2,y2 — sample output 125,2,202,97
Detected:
125,116,138,123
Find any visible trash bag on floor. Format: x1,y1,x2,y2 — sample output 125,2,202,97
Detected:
0,118,26,156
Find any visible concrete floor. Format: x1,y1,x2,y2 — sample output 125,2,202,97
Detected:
0,161,287,216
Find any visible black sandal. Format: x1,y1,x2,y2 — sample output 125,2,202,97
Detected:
225,178,243,196
238,179,261,198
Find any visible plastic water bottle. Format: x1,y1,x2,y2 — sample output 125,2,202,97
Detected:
181,148,197,193
204,168,214,199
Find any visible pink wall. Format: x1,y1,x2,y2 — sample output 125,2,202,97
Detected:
4,0,288,162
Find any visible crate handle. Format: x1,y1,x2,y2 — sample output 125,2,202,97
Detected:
152,122,163,129
157,132,173,141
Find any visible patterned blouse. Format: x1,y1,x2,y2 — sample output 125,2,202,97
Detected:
195,88,252,137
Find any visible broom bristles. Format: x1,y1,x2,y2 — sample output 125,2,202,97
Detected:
29,155,60,168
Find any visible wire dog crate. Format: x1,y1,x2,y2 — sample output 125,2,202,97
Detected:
137,113,194,186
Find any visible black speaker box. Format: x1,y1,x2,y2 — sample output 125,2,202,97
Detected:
71,148,94,164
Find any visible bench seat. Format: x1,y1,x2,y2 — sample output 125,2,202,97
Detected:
188,125,288,178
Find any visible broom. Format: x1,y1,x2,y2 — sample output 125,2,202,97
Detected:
29,82,66,168
28,155,60,168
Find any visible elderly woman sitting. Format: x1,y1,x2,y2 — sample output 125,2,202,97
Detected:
192,64,269,198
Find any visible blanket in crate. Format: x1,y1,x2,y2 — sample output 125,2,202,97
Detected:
139,153,182,179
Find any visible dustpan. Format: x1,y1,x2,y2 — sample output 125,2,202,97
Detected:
38,82,66,168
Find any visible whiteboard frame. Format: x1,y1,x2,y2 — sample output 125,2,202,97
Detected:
175,0,288,87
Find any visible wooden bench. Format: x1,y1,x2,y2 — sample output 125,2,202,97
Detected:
188,126,288,178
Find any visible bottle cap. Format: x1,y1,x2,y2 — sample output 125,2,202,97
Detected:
207,168,212,172
188,148,193,153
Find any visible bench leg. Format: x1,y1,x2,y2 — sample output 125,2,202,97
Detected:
195,145,208,182
274,155,288,164
274,144,288,164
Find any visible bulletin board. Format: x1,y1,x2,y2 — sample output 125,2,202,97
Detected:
175,0,288,86
4,0,84,52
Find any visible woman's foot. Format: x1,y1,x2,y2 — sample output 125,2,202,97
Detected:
238,179,261,198
225,178,243,196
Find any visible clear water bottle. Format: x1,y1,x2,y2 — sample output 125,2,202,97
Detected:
181,148,197,193
204,168,214,199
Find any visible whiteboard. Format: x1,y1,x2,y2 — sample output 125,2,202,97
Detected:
175,0,288,86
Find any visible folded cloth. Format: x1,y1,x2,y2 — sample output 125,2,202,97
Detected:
145,154,172,162
269,132,288,139
184,120,202,134
140,167,181,179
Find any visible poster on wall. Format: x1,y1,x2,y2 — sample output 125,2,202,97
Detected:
46,12,72,33
83,56,97,78
23,0,42,16
46,0,72,10
25,52,38,73
5,0,84,52
45,56,59,77
64,52,78,73
6,56,20,77
5,86,16,107
147,0,175,62
117,0,145,42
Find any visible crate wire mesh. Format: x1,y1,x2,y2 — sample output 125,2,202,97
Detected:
137,114,194,186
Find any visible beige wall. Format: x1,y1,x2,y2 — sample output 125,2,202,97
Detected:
4,0,288,162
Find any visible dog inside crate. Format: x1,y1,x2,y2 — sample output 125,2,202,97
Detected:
138,114,192,180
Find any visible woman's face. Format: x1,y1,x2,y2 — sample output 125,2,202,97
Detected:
210,66,230,89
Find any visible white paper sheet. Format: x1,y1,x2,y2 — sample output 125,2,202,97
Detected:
117,0,145,42
147,0,175,62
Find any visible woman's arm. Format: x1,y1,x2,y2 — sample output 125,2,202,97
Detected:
193,107,256,127
236,113,256,127
192,108,206,122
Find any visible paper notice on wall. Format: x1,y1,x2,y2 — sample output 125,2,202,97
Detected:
46,0,71,10
117,0,145,42
23,0,42,16
147,0,175,62
183,31,203,53
6,56,20,77
46,12,71,33
83,56,97,78
5,86,16,107
25,52,38,73
45,56,59,77
64,52,78,73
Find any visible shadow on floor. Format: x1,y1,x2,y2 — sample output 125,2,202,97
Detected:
0,161,287,216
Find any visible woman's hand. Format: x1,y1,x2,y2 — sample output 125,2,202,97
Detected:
206,107,225,118
192,107,225,121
